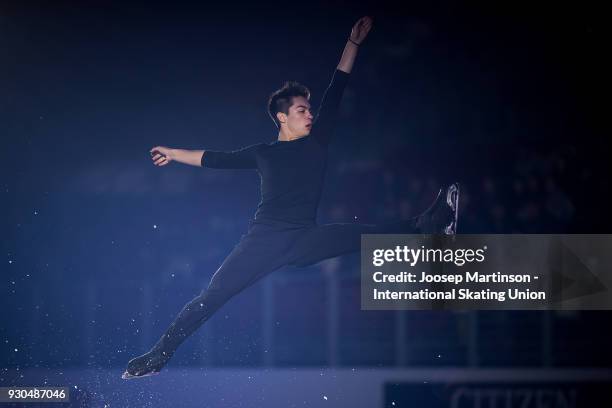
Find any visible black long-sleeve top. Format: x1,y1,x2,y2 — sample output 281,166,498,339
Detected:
202,69,350,226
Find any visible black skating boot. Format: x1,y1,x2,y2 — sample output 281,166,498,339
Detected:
122,346,173,379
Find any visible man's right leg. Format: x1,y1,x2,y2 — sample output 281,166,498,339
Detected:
123,228,294,378
286,184,460,268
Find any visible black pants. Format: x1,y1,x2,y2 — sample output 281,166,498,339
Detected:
151,218,418,356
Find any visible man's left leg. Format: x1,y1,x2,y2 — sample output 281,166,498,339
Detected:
122,225,298,379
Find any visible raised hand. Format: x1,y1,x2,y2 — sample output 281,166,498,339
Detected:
150,146,173,166
349,16,373,45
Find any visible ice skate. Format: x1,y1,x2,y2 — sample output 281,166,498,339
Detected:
416,183,460,234
121,348,172,380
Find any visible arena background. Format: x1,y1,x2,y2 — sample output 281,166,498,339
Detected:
1,1,611,406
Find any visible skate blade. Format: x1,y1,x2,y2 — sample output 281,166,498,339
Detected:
444,183,460,235
121,370,160,380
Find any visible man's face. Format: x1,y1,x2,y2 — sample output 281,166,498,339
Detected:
282,96,313,137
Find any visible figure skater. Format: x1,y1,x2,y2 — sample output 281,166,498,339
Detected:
123,16,459,379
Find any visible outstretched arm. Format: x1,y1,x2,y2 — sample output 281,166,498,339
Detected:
150,144,260,169
337,16,373,73
311,16,373,146
150,146,203,167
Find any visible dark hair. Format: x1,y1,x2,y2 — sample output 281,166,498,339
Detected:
267,81,310,128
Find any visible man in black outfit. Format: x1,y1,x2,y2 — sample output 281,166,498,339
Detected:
123,16,458,379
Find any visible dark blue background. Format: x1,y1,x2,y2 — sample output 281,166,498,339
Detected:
2,0,610,377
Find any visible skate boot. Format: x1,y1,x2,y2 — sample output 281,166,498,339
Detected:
121,347,172,379
416,183,460,235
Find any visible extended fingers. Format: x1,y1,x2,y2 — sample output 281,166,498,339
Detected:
358,16,372,27
361,17,372,30
353,16,373,40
